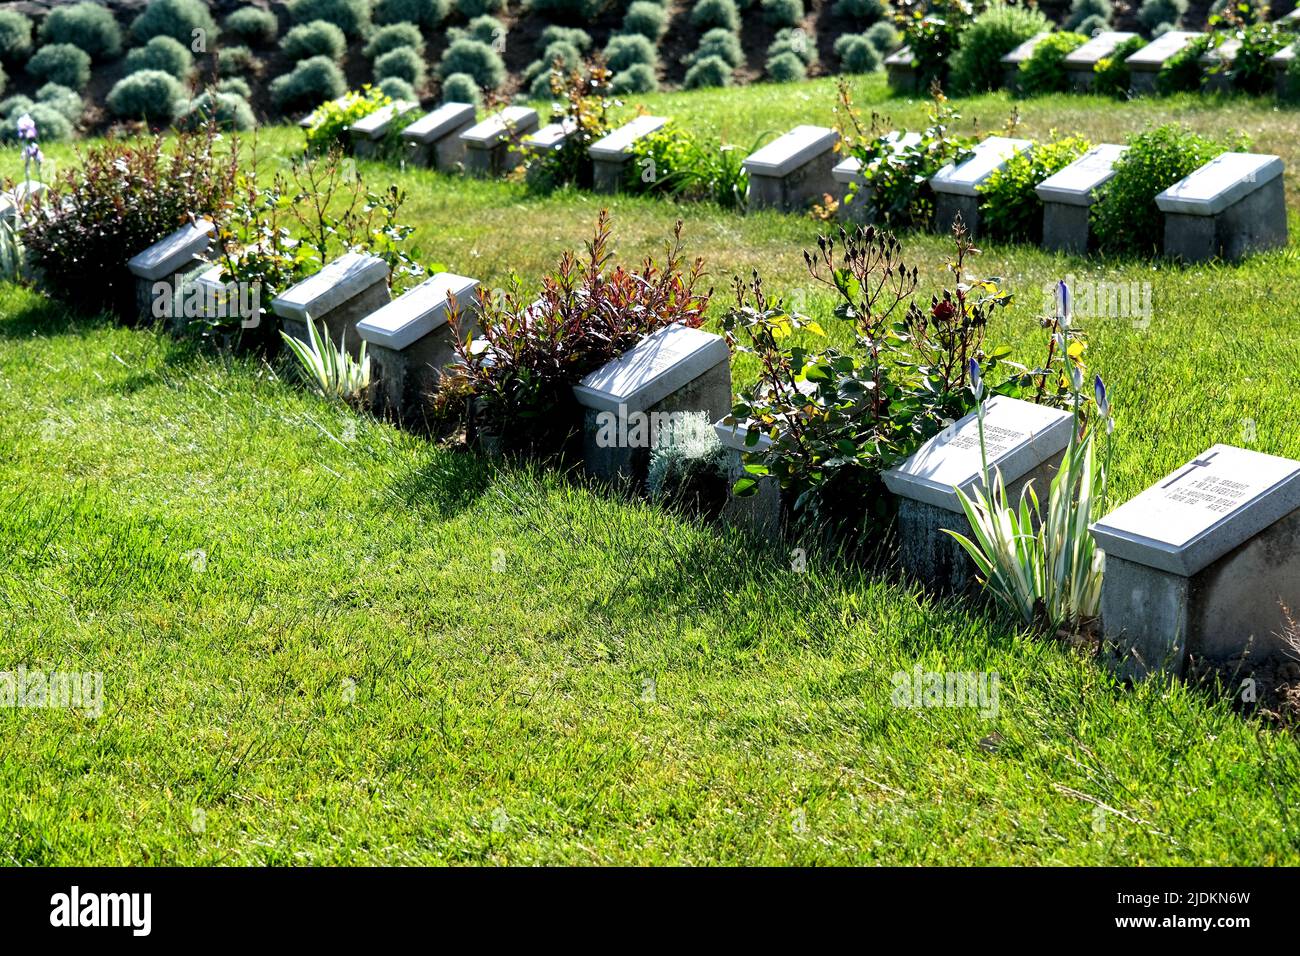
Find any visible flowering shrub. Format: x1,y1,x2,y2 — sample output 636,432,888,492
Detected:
896,0,973,89
521,61,615,192
978,134,1091,244
625,124,753,210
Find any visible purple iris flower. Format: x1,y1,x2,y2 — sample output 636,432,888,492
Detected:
15,114,36,141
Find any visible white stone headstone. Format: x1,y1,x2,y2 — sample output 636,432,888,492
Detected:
743,125,839,178
714,418,774,453
525,119,578,152
1154,152,1283,216
270,252,389,323
1064,32,1140,68
1200,37,1241,66
1124,30,1200,70
1000,32,1050,66
931,136,1032,197
1271,45,1296,68
350,101,417,140
402,103,476,144
588,115,669,161
127,219,215,281
884,45,914,67
1035,144,1127,206
882,396,1074,513
1091,445,1300,576
833,131,922,184
356,273,478,350
462,106,538,147
573,324,728,414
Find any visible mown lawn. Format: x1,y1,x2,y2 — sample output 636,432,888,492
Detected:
3,77,1300,864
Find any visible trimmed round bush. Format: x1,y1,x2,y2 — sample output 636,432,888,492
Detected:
684,54,733,88
286,0,372,38
218,45,258,77
1065,0,1112,31
181,90,255,131
374,0,450,26
375,46,426,86
0,10,34,67
217,77,253,99
766,50,806,81
453,16,506,46
378,76,417,100
124,35,193,79
539,25,591,52
281,20,347,61
269,54,347,111
131,0,218,47
224,7,279,47
604,34,656,71
365,23,425,59
36,83,82,122
440,71,481,106
438,38,506,89
692,0,740,32
832,0,885,19
610,62,658,93
0,94,32,117
762,0,804,28
107,69,184,121
5,102,72,141
834,34,880,73
949,2,1049,95
769,28,815,65
457,0,505,14
40,2,122,61
1137,0,1186,33
539,40,582,70
26,44,91,90
1075,13,1108,34
694,28,742,68
528,69,556,99
622,2,667,41
864,21,900,54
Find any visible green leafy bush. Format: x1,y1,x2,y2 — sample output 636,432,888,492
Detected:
281,20,347,61
378,76,417,100
375,46,426,86
1232,23,1287,95
521,61,613,190
978,135,1091,243
692,0,741,32
833,0,886,20
450,15,505,46
270,55,347,111
3,102,72,141
218,45,258,77
41,2,122,61
26,44,91,90
1156,34,1209,92
0,10,33,66
949,2,1048,95
286,0,372,38
217,77,253,99
684,54,733,88
865,21,901,54
539,25,591,52
1091,34,1145,96
106,69,185,122
374,0,449,27
604,34,657,71
766,50,806,81
36,83,82,123
769,27,815,65
1093,123,1244,255
1018,31,1086,95
180,90,256,131
610,62,658,92
303,86,387,149
646,413,730,519
131,0,218,46
1137,0,1186,33
124,35,193,78
693,28,743,68
526,0,609,20
365,22,424,58
441,71,482,105
835,33,882,72
438,38,506,89
900,0,973,87
223,7,279,47
762,0,804,27
457,0,505,14
623,2,668,41
1065,0,1111,30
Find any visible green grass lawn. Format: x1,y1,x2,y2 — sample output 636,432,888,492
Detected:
4,78,1300,865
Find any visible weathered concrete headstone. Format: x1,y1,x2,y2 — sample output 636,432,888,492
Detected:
742,125,840,213
930,136,1032,237
713,417,780,539
401,103,477,170
573,323,731,485
1200,37,1241,93
349,101,418,158
524,119,577,154
461,106,539,177
833,131,921,223
356,272,480,424
885,46,917,92
1091,444,1300,680
1001,32,1050,91
882,396,1073,592
298,95,352,129
1064,32,1140,90
270,252,390,350
126,219,215,326
1125,30,1200,94
589,115,669,194
1155,151,1287,262
1270,44,1295,97
1035,143,1126,254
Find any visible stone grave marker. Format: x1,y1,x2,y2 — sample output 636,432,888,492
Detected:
1155,151,1287,262
833,131,921,223
1091,445,1300,680
349,101,418,158
461,106,539,177
1035,143,1126,254
1270,44,1295,97
573,323,731,485
1200,37,1241,92
742,125,840,213
1001,32,1050,91
883,396,1073,591
402,103,477,170
930,136,1032,237
271,251,390,350
1064,32,1140,90
126,219,215,326
356,272,480,424
1125,30,1201,94
885,46,917,92
713,417,783,539
589,115,669,194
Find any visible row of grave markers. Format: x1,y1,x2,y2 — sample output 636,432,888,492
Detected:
888,22,1300,99
311,98,1288,262
125,215,1300,685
